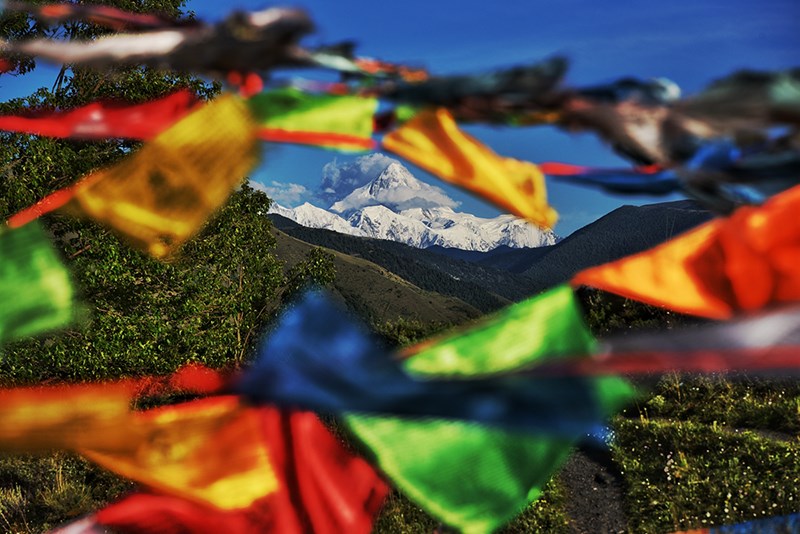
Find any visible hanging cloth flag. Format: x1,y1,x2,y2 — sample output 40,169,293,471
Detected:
573,183,800,318
53,409,388,534
4,0,185,31
672,511,800,533
80,396,277,510
401,284,598,376
234,289,633,437
0,382,136,453
61,94,260,258
532,305,800,377
540,162,680,196
382,108,557,229
346,416,572,534
0,385,276,511
346,286,634,534
247,87,380,151
0,90,198,140
0,222,74,344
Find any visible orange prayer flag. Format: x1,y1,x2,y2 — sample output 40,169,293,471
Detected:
64,94,260,258
81,396,278,510
0,383,135,453
572,184,800,319
0,382,276,510
382,108,557,229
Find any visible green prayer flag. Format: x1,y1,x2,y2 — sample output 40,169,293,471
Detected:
247,87,378,139
0,222,74,343
405,284,596,377
346,285,636,533
347,415,572,534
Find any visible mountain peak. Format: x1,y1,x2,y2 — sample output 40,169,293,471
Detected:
271,157,558,252
330,159,458,214
368,162,421,193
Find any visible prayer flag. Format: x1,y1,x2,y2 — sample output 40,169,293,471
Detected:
235,290,633,437
59,409,387,534
403,284,597,376
534,305,800,376
0,90,197,140
573,184,800,318
0,222,74,343
346,286,634,533
248,88,379,151
382,108,557,228
64,94,260,258
81,396,277,510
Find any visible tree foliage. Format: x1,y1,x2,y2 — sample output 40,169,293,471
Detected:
0,1,336,384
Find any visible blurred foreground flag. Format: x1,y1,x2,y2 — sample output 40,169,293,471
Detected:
382,108,557,229
0,222,74,344
573,184,800,318
81,396,277,510
64,94,260,258
346,286,634,533
0,90,197,140
248,87,380,151
235,289,633,437
53,409,388,534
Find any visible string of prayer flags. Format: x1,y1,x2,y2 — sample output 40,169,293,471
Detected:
247,87,381,151
382,108,558,229
235,289,633,437
1,7,313,75
573,183,800,318
61,94,260,258
543,140,800,212
346,286,635,533
673,511,800,534
533,305,800,377
382,57,567,124
541,162,680,196
52,409,388,534
0,222,75,344
0,89,198,140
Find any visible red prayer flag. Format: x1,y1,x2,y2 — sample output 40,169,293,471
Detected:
0,90,198,140
92,409,388,534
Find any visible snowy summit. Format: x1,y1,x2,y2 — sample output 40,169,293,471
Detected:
265,155,557,252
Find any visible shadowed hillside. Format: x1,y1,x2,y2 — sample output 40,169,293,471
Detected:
429,200,714,293
270,215,535,312
273,229,481,325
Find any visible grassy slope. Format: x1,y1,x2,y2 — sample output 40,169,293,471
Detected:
273,229,482,325
2,240,799,532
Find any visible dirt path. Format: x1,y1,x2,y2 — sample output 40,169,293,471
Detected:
560,446,629,533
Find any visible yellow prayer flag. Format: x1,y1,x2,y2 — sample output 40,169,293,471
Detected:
0,383,135,453
0,383,277,510
67,95,260,258
382,108,557,229
81,396,278,510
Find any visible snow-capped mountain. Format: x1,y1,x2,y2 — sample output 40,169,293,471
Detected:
267,157,557,252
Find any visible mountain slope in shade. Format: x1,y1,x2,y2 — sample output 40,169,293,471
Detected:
272,227,481,325
268,158,557,252
269,214,534,313
429,199,714,292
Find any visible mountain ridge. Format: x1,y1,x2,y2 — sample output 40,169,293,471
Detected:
267,157,557,252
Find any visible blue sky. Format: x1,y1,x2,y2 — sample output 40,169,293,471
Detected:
2,0,798,236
